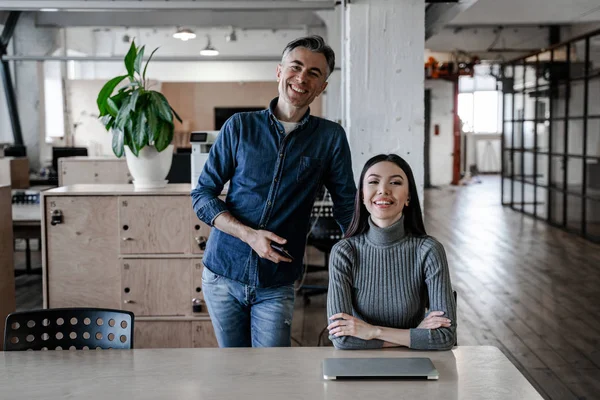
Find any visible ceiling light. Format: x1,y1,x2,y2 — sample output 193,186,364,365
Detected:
200,35,219,56
173,27,196,42
226,28,237,42
40,8,59,12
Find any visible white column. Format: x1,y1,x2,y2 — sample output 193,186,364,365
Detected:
344,0,425,202
315,9,342,124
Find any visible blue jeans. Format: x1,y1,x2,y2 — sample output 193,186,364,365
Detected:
201,267,295,347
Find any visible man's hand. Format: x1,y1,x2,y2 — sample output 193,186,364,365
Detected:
213,212,292,264
327,313,378,340
245,229,292,263
416,311,451,329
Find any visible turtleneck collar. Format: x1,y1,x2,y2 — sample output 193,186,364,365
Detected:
366,215,407,246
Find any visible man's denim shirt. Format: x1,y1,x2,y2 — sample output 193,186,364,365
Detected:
191,97,356,288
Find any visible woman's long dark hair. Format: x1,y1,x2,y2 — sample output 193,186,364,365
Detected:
344,154,426,238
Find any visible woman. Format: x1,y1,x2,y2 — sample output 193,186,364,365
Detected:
326,154,456,350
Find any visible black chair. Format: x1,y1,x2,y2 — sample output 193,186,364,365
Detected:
301,202,343,304
4,145,26,157
4,308,134,351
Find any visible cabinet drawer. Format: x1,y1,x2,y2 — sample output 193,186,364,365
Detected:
60,159,130,186
191,260,208,314
134,321,192,348
45,196,120,309
122,259,192,316
134,320,217,349
193,321,218,348
119,196,190,254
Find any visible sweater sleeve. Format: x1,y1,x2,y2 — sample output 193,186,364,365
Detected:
409,238,457,350
327,240,384,350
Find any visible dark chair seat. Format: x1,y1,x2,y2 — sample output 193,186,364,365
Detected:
4,308,134,351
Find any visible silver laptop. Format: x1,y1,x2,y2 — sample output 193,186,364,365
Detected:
323,357,439,380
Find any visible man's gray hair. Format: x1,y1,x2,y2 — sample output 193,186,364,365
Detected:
281,35,335,78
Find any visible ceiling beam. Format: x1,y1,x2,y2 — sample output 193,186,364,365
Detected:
425,0,479,40
35,10,325,29
0,1,336,11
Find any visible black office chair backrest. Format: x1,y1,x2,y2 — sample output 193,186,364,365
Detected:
4,308,134,351
309,204,343,253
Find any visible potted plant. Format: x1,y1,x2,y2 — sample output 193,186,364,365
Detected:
96,40,182,189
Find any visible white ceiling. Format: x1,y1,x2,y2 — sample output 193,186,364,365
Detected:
0,0,337,11
450,0,600,25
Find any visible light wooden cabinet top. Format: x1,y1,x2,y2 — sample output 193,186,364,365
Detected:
43,184,194,196
0,346,542,400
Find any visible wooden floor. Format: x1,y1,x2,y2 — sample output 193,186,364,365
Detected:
13,176,600,400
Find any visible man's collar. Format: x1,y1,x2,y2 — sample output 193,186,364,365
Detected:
268,97,311,128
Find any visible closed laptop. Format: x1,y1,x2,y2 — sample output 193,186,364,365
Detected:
322,357,439,380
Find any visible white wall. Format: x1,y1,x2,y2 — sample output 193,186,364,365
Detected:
425,80,454,186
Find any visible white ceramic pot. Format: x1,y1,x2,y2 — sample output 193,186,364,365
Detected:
124,144,174,189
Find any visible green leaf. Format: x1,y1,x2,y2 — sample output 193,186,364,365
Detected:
125,119,138,156
153,120,174,152
143,47,159,81
146,106,159,141
111,128,125,158
134,45,145,76
133,110,149,150
170,105,183,123
106,98,119,117
100,115,114,131
120,81,140,91
124,41,137,78
97,74,127,116
149,91,173,122
114,95,132,130
128,90,140,114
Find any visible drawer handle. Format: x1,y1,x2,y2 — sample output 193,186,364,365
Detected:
50,210,63,226
123,300,136,304
122,237,134,241
195,236,207,250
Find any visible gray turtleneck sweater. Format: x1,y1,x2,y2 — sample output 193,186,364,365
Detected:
327,217,456,350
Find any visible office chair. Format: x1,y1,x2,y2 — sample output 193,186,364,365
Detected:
301,203,343,304
4,308,134,351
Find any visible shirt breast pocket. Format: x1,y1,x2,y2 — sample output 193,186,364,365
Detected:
297,156,323,182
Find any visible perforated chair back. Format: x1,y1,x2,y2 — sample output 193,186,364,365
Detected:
309,204,343,253
4,308,134,351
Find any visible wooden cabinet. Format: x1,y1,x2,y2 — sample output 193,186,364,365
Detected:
121,258,191,316
0,185,16,350
59,157,130,186
42,184,216,348
45,196,120,309
119,196,191,254
0,157,29,189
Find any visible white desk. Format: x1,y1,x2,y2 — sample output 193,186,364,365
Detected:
0,346,542,400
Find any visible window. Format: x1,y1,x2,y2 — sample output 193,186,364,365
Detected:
458,65,502,134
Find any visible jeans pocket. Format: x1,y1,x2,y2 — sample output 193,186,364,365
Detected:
201,267,221,284
297,156,323,182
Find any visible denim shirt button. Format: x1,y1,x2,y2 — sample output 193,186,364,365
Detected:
259,224,265,229
274,178,278,182
267,201,272,206
279,153,283,157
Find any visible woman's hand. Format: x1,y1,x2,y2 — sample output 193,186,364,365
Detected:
417,311,451,329
327,313,379,340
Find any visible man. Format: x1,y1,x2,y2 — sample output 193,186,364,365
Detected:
191,35,356,348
